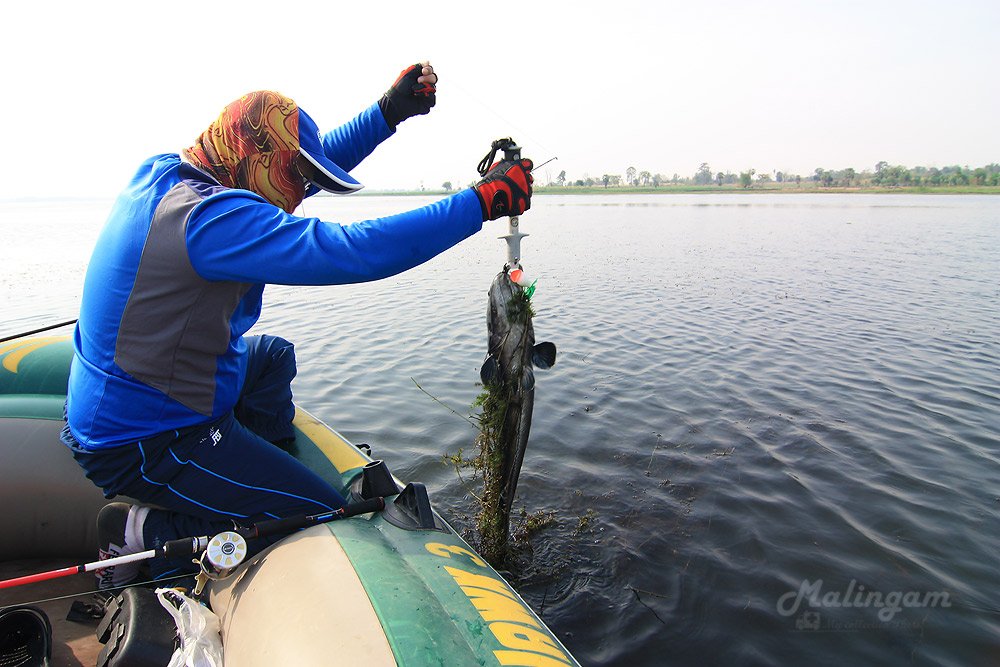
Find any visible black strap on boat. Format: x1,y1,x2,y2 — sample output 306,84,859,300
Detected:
0,319,77,344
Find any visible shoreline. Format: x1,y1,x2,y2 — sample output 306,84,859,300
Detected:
359,185,1000,197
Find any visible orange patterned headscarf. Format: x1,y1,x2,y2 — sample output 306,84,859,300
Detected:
183,91,306,213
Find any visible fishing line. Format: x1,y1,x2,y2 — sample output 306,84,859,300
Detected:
0,573,192,611
448,78,555,158
410,377,478,429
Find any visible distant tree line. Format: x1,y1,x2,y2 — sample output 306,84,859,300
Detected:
547,162,1000,189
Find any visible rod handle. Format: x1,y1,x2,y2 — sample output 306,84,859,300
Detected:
245,497,386,539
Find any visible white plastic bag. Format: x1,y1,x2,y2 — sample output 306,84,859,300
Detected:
156,588,225,667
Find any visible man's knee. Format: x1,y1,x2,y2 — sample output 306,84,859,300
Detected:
247,335,297,378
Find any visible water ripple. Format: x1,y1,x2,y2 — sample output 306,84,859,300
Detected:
3,194,998,666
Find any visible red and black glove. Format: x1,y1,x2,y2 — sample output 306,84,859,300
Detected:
474,159,534,221
378,64,436,130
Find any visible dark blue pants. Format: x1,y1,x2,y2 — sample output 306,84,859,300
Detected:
67,335,346,579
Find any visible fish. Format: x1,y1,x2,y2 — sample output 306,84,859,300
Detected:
477,267,556,559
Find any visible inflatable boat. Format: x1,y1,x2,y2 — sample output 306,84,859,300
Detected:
0,335,578,666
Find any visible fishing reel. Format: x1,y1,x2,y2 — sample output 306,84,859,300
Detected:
192,530,248,597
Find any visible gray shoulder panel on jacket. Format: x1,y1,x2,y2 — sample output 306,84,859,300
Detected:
115,182,252,415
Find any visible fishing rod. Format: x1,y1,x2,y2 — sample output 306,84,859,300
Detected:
0,497,385,591
0,319,77,344
532,157,558,172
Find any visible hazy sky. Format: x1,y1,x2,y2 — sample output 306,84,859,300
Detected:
2,0,997,198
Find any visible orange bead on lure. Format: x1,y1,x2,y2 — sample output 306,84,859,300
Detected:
508,268,537,298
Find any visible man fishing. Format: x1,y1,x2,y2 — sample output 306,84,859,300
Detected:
59,62,534,587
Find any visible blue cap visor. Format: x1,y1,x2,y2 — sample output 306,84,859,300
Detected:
298,109,363,194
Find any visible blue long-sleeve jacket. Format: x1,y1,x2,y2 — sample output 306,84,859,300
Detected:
67,104,483,449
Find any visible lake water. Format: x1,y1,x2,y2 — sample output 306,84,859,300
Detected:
2,193,998,666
